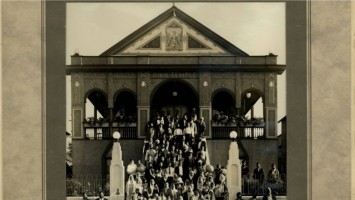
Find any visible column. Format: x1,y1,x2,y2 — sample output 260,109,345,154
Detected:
235,73,242,137
71,73,85,139
109,108,113,137
235,73,242,114
199,72,212,138
137,106,150,138
108,73,114,137
94,107,98,139
137,72,150,138
265,73,278,138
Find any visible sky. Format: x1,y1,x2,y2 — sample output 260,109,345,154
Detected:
66,2,286,134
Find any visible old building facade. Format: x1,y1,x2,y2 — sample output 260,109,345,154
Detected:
67,6,285,178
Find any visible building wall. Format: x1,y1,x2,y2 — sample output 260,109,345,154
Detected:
72,140,144,177
72,140,111,177
240,139,278,174
207,139,278,174
73,139,277,178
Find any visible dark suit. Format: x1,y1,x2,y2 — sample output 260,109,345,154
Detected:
253,167,265,181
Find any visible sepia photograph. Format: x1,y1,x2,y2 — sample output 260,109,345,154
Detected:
2,1,354,200
65,3,286,200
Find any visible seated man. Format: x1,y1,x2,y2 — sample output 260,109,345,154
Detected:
267,164,282,183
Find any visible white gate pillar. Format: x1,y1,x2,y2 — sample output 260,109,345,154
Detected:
227,131,242,200
110,132,125,200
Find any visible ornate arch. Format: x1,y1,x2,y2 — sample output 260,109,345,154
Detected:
84,88,108,101
150,78,199,103
211,88,236,103
113,88,137,103
241,88,265,103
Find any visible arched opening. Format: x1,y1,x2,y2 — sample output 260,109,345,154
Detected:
151,80,198,118
85,90,108,119
241,89,265,138
113,90,137,123
84,90,109,139
212,90,236,116
241,89,264,118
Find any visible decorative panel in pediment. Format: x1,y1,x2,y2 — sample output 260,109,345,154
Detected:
117,17,231,56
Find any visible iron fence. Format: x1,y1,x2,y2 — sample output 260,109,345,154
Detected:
66,175,110,197
242,174,287,196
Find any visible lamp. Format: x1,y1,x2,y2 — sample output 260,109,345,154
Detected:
113,131,121,142
246,92,251,98
172,91,178,97
269,81,275,87
203,81,208,87
141,81,147,87
230,131,237,141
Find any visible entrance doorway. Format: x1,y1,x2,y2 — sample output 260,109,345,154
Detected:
151,80,198,117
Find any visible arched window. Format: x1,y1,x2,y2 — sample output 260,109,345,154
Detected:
84,90,109,139
113,91,137,123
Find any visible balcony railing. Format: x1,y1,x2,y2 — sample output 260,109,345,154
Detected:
112,122,137,139
83,122,137,140
212,123,265,139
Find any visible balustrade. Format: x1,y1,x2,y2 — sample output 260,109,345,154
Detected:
83,122,137,139
212,123,265,139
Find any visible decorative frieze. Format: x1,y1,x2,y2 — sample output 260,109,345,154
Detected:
211,79,236,95
150,72,198,79
112,79,137,94
112,73,137,79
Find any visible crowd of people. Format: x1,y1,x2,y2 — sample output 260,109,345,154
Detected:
124,109,230,200
81,109,283,199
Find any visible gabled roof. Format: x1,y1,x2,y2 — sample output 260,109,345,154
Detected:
100,6,249,56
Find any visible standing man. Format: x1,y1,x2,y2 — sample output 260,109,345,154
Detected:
253,162,265,183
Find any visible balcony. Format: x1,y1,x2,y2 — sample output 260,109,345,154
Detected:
211,117,265,139
83,122,137,140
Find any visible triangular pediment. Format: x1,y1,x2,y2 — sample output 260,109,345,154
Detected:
101,6,248,56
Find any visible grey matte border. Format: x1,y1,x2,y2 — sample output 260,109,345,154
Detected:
46,1,66,199
45,1,308,200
